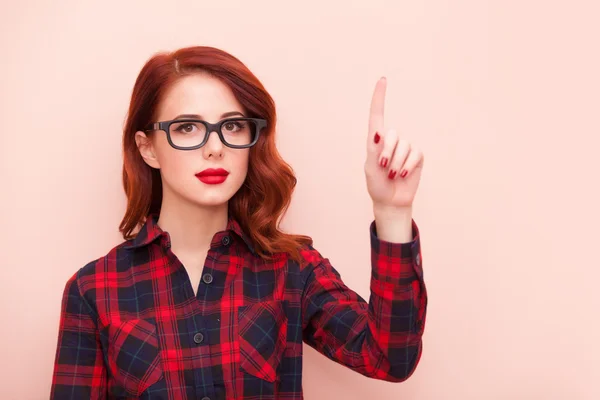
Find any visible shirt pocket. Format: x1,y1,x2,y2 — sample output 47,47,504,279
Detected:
237,300,288,383
106,318,164,397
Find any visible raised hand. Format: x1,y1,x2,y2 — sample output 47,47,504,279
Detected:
365,77,424,210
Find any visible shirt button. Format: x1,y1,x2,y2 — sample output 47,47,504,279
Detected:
415,253,421,266
222,235,231,246
202,273,213,284
201,397,210,400
193,332,204,344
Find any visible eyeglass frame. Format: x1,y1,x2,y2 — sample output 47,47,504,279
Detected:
144,117,267,150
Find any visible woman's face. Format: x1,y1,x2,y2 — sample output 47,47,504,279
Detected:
135,73,250,209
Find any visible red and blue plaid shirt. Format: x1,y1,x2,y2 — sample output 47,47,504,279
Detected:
50,214,427,399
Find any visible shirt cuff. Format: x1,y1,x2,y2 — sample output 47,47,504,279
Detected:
369,219,423,282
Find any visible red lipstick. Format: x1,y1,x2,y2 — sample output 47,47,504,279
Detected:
195,168,229,184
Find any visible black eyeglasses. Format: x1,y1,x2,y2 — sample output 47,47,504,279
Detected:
144,117,267,150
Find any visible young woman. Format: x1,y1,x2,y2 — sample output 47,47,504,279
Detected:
50,46,427,400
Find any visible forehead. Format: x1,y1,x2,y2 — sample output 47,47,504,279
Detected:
156,73,244,121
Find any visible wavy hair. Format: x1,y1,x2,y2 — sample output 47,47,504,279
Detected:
119,46,312,262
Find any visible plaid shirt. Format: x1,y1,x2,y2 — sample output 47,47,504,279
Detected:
51,214,427,399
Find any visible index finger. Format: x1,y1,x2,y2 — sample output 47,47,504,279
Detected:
368,77,387,139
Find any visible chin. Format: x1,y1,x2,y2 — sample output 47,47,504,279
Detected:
170,180,243,209
190,190,236,208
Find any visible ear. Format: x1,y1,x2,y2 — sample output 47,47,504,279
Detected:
134,131,161,169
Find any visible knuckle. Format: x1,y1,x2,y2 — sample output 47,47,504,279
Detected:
387,128,399,137
398,139,411,149
384,134,399,147
412,148,423,162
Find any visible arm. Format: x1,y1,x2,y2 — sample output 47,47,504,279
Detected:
301,216,427,382
50,273,107,399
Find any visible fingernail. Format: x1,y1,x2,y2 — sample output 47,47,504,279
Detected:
400,170,408,178
374,132,380,144
380,157,388,168
388,170,396,179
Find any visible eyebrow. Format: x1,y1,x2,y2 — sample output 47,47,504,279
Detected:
173,111,245,120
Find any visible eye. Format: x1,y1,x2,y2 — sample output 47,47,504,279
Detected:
181,123,195,133
172,122,201,134
223,121,244,132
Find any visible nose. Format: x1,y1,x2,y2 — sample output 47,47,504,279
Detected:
202,129,224,159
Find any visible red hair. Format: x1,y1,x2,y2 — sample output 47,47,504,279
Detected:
119,46,312,262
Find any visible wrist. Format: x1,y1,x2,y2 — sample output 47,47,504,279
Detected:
373,203,413,220
372,204,413,243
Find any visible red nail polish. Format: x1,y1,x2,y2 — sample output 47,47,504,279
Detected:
380,158,388,168
388,170,396,179
374,132,380,144
401,170,408,178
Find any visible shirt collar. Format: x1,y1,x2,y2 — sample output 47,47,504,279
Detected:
123,213,256,254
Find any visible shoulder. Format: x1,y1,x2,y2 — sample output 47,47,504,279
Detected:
65,238,137,298
296,243,325,267
292,242,339,278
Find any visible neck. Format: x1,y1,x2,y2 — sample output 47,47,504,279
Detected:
157,191,228,254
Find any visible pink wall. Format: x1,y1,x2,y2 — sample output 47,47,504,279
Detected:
1,1,599,399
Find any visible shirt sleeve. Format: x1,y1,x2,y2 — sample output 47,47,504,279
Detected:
301,219,427,382
50,272,107,399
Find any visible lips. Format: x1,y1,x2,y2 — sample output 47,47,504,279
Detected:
195,168,229,185
196,168,229,177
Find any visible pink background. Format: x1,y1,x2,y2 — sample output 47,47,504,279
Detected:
1,1,599,399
